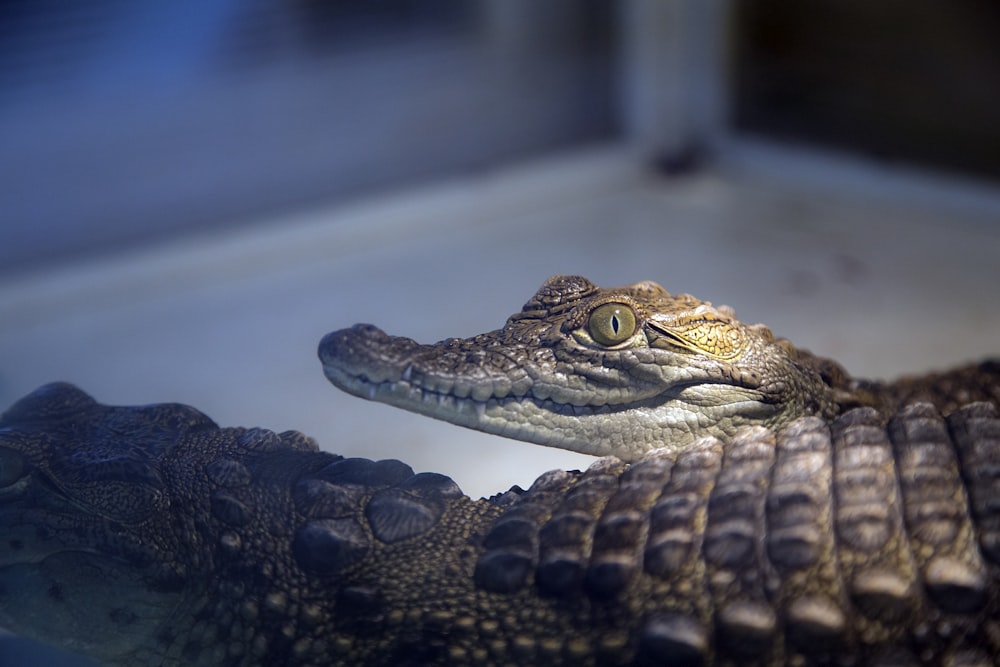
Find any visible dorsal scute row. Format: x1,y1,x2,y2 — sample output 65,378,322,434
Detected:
472,402,1000,664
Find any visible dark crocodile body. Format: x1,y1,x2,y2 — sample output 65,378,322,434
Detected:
1,383,999,665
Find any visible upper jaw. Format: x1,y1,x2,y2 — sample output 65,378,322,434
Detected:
319,323,776,438
319,324,421,386
319,324,528,403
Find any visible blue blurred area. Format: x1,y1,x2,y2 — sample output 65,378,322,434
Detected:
85,4,239,90
0,1,615,276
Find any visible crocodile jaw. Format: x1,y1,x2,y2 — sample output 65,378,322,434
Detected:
320,324,784,460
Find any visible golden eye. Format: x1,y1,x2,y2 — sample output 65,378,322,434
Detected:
588,302,637,346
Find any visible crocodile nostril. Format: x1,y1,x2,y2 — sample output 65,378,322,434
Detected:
0,445,27,487
319,325,380,365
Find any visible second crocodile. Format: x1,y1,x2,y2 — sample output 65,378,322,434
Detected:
2,384,999,665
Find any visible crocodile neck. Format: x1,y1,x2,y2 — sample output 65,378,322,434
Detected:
319,275,999,460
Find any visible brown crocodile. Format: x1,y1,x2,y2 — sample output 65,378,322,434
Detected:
319,275,1000,458
1,275,998,665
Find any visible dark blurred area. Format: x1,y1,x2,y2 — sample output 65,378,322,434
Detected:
735,1,1000,177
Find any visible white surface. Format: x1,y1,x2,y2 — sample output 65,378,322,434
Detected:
1,144,999,498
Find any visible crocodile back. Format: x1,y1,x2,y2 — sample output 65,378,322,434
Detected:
473,402,1000,665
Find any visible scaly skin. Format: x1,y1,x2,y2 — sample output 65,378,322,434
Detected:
319,275,1000,459
1,384,1000,665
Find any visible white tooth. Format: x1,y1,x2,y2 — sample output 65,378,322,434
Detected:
470,383,493,402
474,402,486,419
401,364,413,382
367,385,378,401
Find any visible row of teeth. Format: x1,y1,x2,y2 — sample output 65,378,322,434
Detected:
369,380,490,419
366,379,602,419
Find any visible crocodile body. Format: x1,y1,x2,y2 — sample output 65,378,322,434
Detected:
2,275,999,665
0,385,1000,665
2,384,999,666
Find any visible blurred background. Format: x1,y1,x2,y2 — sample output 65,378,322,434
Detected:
1,2,999,664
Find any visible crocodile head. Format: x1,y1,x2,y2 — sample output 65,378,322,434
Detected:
0,382,216,662
320,275,847,460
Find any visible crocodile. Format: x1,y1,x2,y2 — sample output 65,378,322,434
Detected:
1,275,998,665
319,275,1000,459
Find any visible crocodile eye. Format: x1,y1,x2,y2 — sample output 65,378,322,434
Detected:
588,303,637,346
